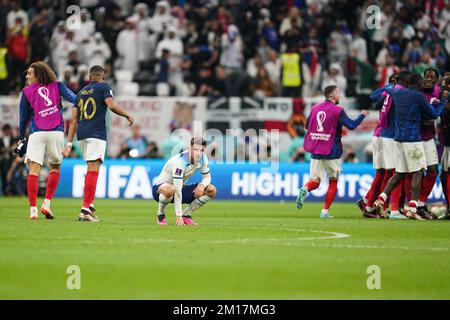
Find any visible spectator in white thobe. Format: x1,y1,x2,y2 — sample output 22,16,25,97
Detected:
130,3,153,64
155,25,184,95
85,32,111,68
116,18,139,74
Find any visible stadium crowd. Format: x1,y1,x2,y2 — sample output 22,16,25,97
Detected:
0,0,449,98
1,0,450,196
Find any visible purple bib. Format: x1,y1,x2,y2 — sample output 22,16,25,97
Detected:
377,84,404,135
23,81,61,130
421,85,440,141
373,123,383,137
304,100,342,155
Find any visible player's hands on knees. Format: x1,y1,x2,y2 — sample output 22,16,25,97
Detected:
62,145,72,157
194,184,205,198
360,110,369,117
176,217,185,226
127,116,134,127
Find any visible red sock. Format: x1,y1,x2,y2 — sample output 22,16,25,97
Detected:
399,187,406,210
324,179,338,210
364,188,372,202
380,169,392,195
442,173,448,207
27,175,39,207
419,170,438,203
83,171,99,209
45,171,60,201
367,170,385,206
382,170,394,209
390,178,403,211
304,180,320,192
404,173,412,201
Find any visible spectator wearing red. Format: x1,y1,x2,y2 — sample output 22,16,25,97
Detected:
7,16,28,91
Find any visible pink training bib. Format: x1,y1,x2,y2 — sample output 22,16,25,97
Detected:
304,100,342,155
22,81,61,130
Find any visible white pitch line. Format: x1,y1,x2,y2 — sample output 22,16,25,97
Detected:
125,227,351,244
124,238,450,252
301,243,450,252
7,223,450,252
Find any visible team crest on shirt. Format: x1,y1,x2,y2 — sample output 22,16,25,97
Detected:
175,168,182,176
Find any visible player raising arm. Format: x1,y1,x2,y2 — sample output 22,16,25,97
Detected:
152,137,217,226
62,65,133,222
296,85,368,218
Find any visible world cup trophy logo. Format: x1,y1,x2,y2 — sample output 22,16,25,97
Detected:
38,87,53,107
316,111,326,132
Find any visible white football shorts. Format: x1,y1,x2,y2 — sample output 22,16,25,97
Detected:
78,138,107,162
26,131,64,166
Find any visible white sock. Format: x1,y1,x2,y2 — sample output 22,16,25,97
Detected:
183,195,211,216
90,203,95,209
81,207,91,212
321,209,329,214
363,198,368,204
43,198,51,208
417,201,425,207
366,206,375,212
30,207,38,218
379,193,387,202
391,210,400,215
158,194,173,215
409,200,418,213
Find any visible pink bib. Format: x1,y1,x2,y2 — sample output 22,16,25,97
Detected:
304,100,342,155
23,81,61,130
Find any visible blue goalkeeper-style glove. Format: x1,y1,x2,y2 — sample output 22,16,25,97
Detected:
13,139,27,157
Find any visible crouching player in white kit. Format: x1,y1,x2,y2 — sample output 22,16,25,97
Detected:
152,137,217,226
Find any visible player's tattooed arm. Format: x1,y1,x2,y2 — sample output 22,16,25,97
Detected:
63,107,78,157
105,97,134,127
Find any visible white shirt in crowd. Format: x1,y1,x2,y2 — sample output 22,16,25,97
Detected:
85,34,111,68
264,58,281,84
130,13,153,62
7,9,28,29
372,11,393,42
351,36,368,62
321,64,347,97
116,27,139,74
151,1,174,34
220,26,243,69
73,16,96,43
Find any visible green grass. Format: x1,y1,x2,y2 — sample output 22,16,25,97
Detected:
1,197,450,299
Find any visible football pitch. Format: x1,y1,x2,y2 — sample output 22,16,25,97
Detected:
1,197,450,300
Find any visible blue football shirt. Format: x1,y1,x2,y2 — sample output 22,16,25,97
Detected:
75,82,113,141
